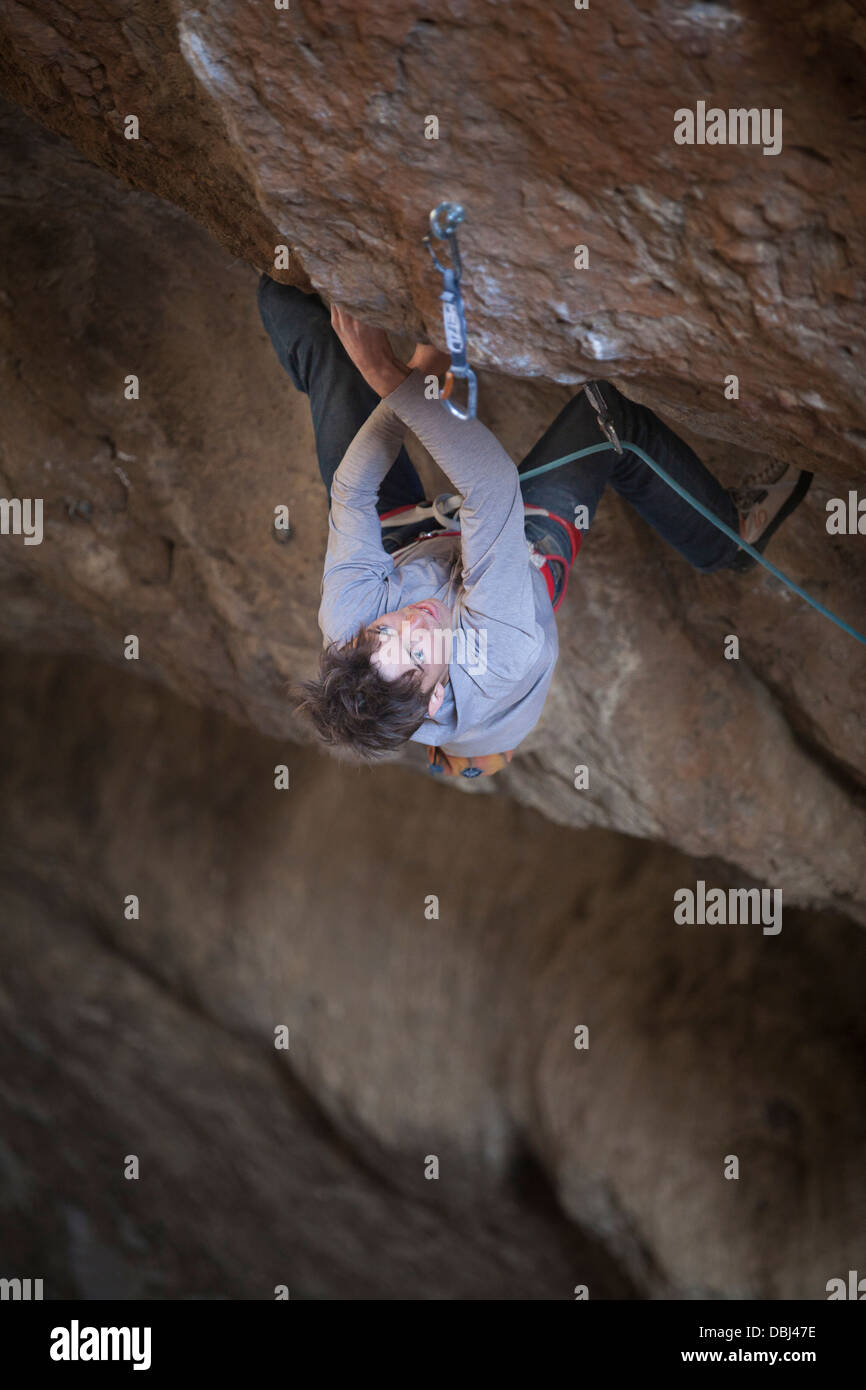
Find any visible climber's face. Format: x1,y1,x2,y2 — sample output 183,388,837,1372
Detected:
367,598,453,717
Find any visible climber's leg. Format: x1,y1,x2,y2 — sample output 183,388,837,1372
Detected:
518,382,740,574
256,274,425,512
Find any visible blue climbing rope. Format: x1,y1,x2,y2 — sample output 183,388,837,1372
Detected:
519,441,866,649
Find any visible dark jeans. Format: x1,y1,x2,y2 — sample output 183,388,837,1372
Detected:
257,275,740,582
257,275,425,514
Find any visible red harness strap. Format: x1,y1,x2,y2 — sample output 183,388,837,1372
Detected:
525,506,582,612
386,505,582,612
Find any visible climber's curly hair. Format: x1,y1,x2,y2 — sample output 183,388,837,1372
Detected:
294,625,430,761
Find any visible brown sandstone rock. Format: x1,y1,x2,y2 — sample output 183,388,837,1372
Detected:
1,0,864,470
1,3,865,1306
0,99,863,919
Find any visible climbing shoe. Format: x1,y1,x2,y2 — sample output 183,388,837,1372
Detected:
728,461,813,572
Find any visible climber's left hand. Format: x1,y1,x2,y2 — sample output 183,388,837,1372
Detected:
407,343,451,377
330,304,410,398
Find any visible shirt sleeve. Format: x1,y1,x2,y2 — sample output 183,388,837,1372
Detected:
381,370,542,681
318,397,407,644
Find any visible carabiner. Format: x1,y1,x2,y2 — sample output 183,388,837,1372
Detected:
423,202,478,421
440,364,478,421
583,380,625,457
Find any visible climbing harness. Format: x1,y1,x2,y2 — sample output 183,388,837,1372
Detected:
420,203,865,648
520,391,866,649
423,202,478,421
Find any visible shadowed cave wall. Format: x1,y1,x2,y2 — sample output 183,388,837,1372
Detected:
2,650,866,1299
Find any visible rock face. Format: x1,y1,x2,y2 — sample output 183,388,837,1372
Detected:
2,650,865,1299
2,0,865,470
1,4,865,1302
1,98,863,921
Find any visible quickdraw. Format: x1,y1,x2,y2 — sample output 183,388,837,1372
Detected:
582,380,625,457
423,202,478,421
417,204,866,649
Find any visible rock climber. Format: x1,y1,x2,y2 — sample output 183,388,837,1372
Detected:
257,275,812,779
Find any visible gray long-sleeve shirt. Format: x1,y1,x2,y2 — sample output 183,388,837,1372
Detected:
318,369,558,757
